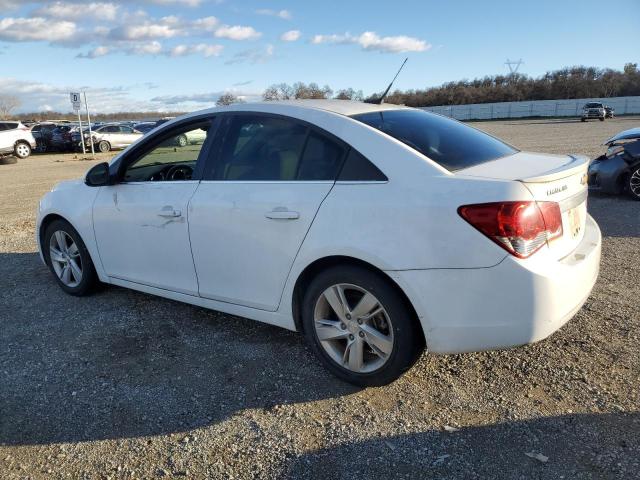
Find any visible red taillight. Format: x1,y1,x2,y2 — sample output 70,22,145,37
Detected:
458,201,563,258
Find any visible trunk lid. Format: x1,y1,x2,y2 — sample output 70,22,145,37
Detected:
458,151,589,259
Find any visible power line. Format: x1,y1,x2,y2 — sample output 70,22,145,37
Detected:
505,58,524,74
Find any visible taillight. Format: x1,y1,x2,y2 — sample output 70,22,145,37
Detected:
458,201,563,258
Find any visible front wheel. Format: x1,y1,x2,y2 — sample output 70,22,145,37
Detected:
599,117,605,121
176,134,188,147
581,118,586,122
628,166,640,201
14,141,31,158
302,266,424,387
98,140,110,153
43,219,98,296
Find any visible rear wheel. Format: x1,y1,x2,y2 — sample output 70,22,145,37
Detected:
43,219,98,296
176,134,188,147
14,141,31,159
98,140,110,153
302,265,424,386
628,166,640,200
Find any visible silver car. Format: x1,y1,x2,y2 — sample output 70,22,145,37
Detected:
76,124,144,152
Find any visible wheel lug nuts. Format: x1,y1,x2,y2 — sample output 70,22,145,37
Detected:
359,331,365,338
357,318,363,325
346,313,352,320
340,323,346,330
348,334,354,340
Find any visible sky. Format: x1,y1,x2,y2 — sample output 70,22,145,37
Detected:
0,0,638,114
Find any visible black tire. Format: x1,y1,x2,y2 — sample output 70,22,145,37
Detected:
599,117,605,121
581,118,586,122
627,166,640,201
176,134,188,147
302,265,424,387
98,140,110,153
14,141,31,159
43,219,98,296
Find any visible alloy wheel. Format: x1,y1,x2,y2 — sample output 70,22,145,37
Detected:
630,168,640,198
49,230,83,287
313,283,394,374
15,143,30,158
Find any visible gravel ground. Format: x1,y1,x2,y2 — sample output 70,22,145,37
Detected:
0,117,638,479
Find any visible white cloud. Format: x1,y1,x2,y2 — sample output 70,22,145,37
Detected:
0,17,77,42
110,22,183,40
76,46,110,58
225,44,273,65
34,2,120,22
255,9,292,20
192,16,219,31
128,40,163,55
311,31,430,53
214,25,261,41
151,89,261,105
170,43,223,57
143,0,203,6
280,30,300,42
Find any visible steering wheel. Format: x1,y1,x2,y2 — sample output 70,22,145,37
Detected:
166,164,193,181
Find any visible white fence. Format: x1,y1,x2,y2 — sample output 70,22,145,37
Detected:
420,96,640,121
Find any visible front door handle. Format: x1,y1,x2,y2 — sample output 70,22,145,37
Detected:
158,206,182,218
265,209,300,220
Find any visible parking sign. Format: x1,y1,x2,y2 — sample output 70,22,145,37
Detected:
70,91,81,111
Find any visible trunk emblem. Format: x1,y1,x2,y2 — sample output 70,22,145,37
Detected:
546,185,567,196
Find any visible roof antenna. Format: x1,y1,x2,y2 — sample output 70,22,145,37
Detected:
375,57,408,104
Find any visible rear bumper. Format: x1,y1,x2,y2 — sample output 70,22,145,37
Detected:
389,214,601,354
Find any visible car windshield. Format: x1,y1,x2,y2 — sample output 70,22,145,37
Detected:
585,103,602,108
351,109,517,171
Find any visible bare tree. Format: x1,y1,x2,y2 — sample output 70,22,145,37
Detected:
293,82,332,99
263,83,295,101
0,95,21,119
216,93,245,106
334,88,364,101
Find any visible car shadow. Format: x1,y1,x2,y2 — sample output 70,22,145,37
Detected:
0,252,358,446
588,193,640,238
281,412,640,479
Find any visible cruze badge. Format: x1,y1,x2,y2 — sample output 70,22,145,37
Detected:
546,185,568,196
580,173,588,185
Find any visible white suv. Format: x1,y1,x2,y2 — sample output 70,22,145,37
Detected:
0,121,37,158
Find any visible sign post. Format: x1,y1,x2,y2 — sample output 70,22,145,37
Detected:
70,92,86,155
83,92,95,158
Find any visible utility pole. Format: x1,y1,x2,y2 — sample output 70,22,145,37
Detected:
505,58,524,75
83,92,95,158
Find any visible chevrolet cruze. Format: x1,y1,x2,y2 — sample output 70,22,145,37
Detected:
37,100,602,386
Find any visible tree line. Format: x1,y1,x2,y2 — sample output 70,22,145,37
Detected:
3,63,638,120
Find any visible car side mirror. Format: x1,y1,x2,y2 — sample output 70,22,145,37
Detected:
85,162,111,187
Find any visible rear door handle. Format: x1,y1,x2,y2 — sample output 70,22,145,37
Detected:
158,206,182,218
265,209,300,220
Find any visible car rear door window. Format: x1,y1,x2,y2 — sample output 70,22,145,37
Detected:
352,109,517,171
296,131,346,180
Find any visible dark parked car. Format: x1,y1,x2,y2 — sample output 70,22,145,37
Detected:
133,122,156,134
30,122,58,152
49,125,75,152
604,105,615,118
588,128,640,200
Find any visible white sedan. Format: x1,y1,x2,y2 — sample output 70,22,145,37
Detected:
36,100,601,386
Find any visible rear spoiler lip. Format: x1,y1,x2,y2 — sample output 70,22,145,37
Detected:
517,154,589,184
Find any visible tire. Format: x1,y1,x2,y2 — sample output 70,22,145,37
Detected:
627,166,640,201
98,140,110,153
14,141,31,159
176,134,188,147
581,118,586,122
43,219,98,296
302,265,424,387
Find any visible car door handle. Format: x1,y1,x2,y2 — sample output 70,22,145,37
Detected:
265,209,300,220
158,206,182,218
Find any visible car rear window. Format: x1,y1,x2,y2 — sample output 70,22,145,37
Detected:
351,109,517,171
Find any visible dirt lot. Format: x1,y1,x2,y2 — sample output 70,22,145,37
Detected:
0,117,638,479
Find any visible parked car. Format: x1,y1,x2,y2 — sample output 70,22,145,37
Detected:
36,101,601,386
604,105,615,119
30,122,58,152
134,122,156,135
49,125,75,152
74,124,144,152
581,102,606,122
0,121,37,158
588,127,640,200
154,117,205,146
